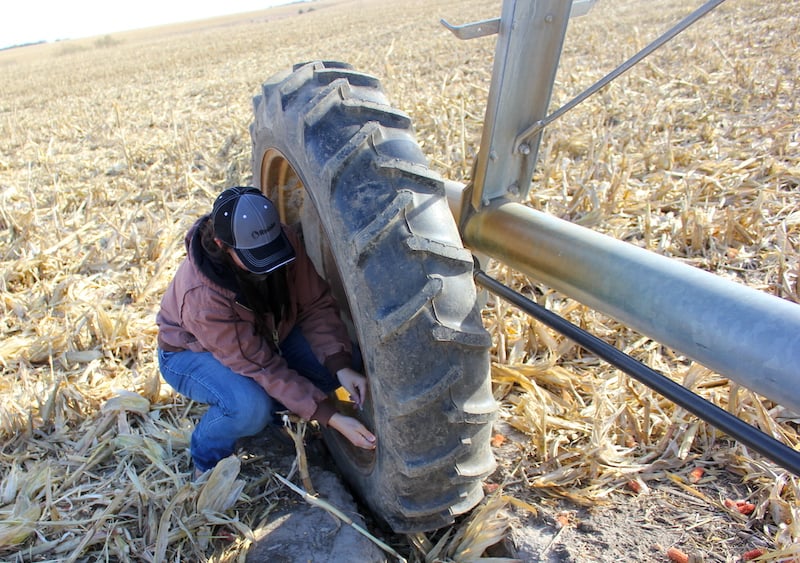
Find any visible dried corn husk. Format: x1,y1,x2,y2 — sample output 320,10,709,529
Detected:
197,456,245,514
0,497,42,547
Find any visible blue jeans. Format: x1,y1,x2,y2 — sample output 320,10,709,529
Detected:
158,326,341,472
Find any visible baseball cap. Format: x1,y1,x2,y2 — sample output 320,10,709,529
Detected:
211,187,296,274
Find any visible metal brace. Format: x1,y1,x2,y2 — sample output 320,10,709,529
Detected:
440,17,500,40
440,0,597,40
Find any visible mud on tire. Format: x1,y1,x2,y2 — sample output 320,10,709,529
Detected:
250,61,496,533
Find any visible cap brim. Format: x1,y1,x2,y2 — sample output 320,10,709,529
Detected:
235,230,296,274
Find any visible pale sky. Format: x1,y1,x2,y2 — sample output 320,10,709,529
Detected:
0,0,301,49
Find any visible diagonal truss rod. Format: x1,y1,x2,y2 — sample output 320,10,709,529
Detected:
515,0,728,148
466,0,729,207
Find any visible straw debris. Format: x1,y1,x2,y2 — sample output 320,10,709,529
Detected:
0,0,797,560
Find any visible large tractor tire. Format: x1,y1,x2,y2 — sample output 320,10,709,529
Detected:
250,61,496,533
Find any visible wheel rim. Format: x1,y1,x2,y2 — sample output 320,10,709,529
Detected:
260,148,304,225
258,148,377,473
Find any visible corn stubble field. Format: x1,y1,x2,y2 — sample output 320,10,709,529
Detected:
1,0,798,561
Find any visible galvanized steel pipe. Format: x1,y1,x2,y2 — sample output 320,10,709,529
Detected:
474,269,800,475
460,198,800,413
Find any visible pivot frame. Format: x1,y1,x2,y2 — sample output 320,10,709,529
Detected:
443,0,800,472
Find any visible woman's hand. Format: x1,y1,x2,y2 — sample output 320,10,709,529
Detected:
328,413,377,449
336,367,368,409
331,368,375,449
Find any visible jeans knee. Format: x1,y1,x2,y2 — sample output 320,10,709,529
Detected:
226,411,270,436
221,387,273,436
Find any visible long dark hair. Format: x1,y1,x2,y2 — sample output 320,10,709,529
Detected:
200,219,291,336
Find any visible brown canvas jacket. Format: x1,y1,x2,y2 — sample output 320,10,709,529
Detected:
156,216,351,424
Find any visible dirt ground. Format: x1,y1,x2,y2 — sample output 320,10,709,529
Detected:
488,430,765,562
234,420,767,563
236,426,387,563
